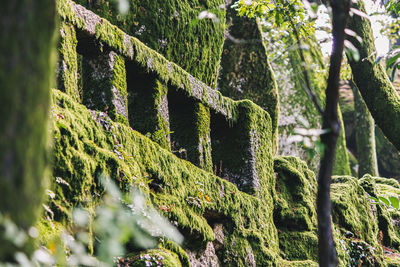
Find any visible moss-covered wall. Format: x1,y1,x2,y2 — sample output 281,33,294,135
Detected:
72,0,226,88
218,3,279,152
49,89,400,266
46,1,400,266
274,157,318,263
50,89,281,266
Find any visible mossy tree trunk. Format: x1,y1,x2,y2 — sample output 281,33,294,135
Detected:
351,82,379,177
0,0,56,260
347,0,400,151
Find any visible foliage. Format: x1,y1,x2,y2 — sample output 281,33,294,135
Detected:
0,178,183,266
369,195,400,210
345,239,381,267
379,45,400,82
385,0,400,15
232,0,314,36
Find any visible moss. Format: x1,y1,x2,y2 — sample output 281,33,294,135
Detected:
168,91,213,171
35,218,65,248
278,231,318,262
347,0,400,151
376,127,400,179
51,89,144,236
274,157,317,232
278,259,318,267
352,85,379,177
58,0,236,120
73,0,226,89
273,156,318,262
331,176,379,247
0,0,56,259
51,89,280,265
360,175,400,250
58,22,80,101
347,150,359,177
218,7,279,152
333,107,352,176
126,248,182,267
160,240,190,267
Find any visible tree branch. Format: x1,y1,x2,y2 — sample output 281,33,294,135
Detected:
317,0,350,266
288,16,324,115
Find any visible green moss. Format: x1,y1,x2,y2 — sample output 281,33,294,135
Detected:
35,218,65,248
352,85,379,177
126,248,182,267
279,259,318,267
360,175,400,250
58,22,80,101
278,231,318,261
333,107,352,176
347,0,400,151
274,157,317,232
57,0,236,120
218,7,279,152
51,89,280,265
160,240,190,267
273,156,318,261
73,0,226,89
331,176,379,247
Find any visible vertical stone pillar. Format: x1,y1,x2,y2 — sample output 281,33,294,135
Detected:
58,22,80,101
82,50,129,124
126,61,170,149
195,103,213,172
219,3,279,153
211,101,273,195
168,86,213,171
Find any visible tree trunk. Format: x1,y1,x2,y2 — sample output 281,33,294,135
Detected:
317,0,350,266
351,82,379,177
347,0,400,151
0,0,56,260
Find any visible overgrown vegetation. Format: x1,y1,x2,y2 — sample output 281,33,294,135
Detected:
2,0,400,266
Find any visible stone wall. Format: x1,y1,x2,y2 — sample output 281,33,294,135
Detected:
42,1,400,266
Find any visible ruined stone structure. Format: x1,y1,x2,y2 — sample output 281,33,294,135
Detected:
40,0,400,266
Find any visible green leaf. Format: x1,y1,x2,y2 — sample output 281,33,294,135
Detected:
390,63,400,82
378,196,390,207
386,51,400,68
368,196,379,203
389,196,400,210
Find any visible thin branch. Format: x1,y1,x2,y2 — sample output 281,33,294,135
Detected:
288,16,324,115
317,0,351,266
